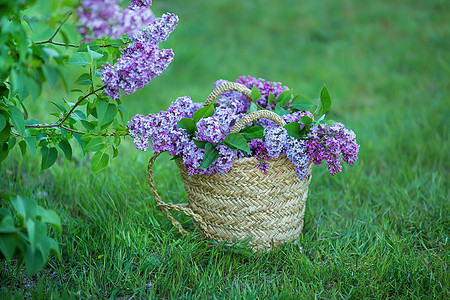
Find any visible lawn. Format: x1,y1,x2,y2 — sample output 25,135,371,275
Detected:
1,0,449,298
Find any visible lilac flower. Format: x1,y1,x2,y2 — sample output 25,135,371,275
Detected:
182,139,206,175
195,117,228,144
264,126,287,159
285,137,311,180
305,122,359,176
248,139,270,173
127,96,194,154
236,75,289,108
76,0,154,41
131,13,179,43
130,0,152,9
210,145,237,174
101,42,174,99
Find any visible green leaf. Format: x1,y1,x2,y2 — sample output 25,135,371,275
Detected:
39,209,62,233
41,146,58,171
112,146,119,158
117,104,128,127
75,73,93,85
109,39,126,47
87,45,104,60
193,102,215,123
224,132,251,154
284,122,302,139
268,92,275,106
0,233,19,262
36,132,49,141
12,195,37,220
8,106,25,135
7,136,16,150
177,118,197,136
66,53,90,66
19,140,27,156
0,143,9,163
0,123,11,144
25,244,45,275
274,105,290,116
25,119,40,126
37,236,60,263
58,139,72,160
290,95,316,111
96,102,117,128
248,102,258,114
299,116,313,125
319,85,332,114
73,133,85,155
91,151,110,172
0,114,6,131
251,86,261,103
276,90,293,107
27,219,47,251
50,101,67,112
240,126,264,141
84,136,105,152
42,65,59,88
74,110,87,121
81,120,95,132
25,136,37,157
0,216,19,233
193,139,207,149
198,143,219,169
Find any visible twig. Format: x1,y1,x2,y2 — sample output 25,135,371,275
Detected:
35,11,78,48
59,85,105,125
17,86,107,136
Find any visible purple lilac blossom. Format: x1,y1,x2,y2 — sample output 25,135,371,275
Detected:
248,139,270,173
305,122,359,176
101,42,174,99
127,96,194,154
285,137,311,180
264,126,287,159
130,0,152,9
76,0,154,41
236,75,289,108
131,13,179,43
195,117,228,144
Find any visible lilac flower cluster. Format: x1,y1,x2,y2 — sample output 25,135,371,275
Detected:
305,122,359,176
236,75,290,108
128,76,359,179
127,96,193,154
248,139,270,173
76,0,154,41
285,138,311,179
127,97,236,176
264,126,287,159
130,13,179,43
100,42,174,99
76,1,179,100
195,117,228,144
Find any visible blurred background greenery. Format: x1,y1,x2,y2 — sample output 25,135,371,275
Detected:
1,0,449,298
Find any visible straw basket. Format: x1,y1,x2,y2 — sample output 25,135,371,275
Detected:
147,83,313,251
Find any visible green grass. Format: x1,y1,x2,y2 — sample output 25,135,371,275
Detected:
1,0,449,298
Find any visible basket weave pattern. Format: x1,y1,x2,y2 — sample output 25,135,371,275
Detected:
176,155,312,250
147,82,313,251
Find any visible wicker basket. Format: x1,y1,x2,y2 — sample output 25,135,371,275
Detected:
147,83,313,251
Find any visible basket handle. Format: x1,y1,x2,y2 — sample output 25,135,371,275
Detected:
147,152,208,235
205,82,252,105
231,110,286,132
